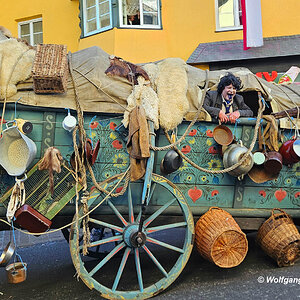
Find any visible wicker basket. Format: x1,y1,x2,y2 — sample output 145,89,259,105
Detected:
32,44,68,94
195,207,248,268
257,208,300,267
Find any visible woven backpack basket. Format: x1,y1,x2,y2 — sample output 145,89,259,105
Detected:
257,208,300,267
195,207,248,268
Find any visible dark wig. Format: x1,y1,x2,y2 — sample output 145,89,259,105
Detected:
217,72,243,94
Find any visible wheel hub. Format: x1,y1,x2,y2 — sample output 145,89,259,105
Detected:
123,224,146,248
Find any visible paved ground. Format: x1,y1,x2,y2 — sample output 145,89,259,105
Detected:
0,230,299,300
0,229,64,249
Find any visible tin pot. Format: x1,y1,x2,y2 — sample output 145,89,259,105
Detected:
223,143,254,177
279,138,300,165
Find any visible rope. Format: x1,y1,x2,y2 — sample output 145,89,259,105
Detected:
166,96,266,174
150,70,210,151
0,49,31,136
69,52,131,198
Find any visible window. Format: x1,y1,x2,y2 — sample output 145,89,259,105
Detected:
119,0,161,28
18,18,43,45
82,0,113,36
215,0,242,31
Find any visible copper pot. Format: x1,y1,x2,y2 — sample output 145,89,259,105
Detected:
279,138,300,165
213,125,233,146
264,151,283,174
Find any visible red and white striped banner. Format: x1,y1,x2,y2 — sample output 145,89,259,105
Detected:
241,0,264,50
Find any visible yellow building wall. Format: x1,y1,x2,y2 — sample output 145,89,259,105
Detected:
0,0,80,53
78,0,300,63
0,0,300,63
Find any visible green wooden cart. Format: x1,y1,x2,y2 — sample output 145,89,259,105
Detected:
0,103,299,299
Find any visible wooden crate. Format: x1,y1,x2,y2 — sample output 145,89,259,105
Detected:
32,44,68,94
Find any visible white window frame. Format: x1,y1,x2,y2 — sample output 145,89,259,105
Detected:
215,0,242,32
119,0,161,29
82,0,113,37
18,18,43,45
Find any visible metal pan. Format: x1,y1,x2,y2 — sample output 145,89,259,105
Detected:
213,125,233,146
0,242,15,267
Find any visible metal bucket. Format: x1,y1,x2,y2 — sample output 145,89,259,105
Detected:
0,123,37,176
6,262,27,283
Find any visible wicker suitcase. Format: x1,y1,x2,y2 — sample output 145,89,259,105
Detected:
32,44,68,94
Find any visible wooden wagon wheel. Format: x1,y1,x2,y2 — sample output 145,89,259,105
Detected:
62,225,121,259
69,173,194,300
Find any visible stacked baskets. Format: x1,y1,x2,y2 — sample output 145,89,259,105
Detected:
257,208,300,267
195,207,248,268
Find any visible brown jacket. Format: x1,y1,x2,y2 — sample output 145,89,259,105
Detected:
127,106,150,181
203,90,253,122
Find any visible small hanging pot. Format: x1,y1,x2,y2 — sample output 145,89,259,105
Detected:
6,262,27,284
253,151,266,166
279,138,300,165
160,149,183,174
264,151,283,174
62,109,77,132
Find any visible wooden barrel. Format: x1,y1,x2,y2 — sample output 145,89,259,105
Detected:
256,208,300,267
195,207,248,268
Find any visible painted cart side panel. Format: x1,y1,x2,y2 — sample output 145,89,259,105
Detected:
0,106,299,219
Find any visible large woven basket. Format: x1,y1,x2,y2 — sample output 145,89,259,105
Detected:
32,44,68,94
257,208,300,267
195,207,248,268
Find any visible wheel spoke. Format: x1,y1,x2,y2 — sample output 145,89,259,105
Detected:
112,247,131,291
136,183,156,223
134,248,144,292
128,185,134,223
146,237,184,253
80,235,123,250
143,245,168,277
107,199,128,226
89,242,126,277
146,222,187,234
89,218,123,233
143,197,177,228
